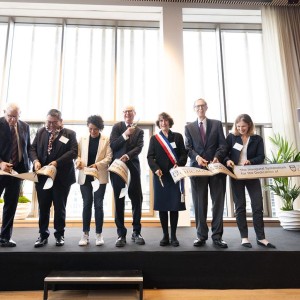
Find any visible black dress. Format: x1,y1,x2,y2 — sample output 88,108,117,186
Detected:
147,130,187,211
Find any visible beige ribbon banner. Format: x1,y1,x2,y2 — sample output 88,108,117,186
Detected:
108,159,131,198
0,165,57,189
83,167,100,192
170,162,300,183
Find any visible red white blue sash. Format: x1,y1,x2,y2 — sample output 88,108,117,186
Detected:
155,132,185,201
155,132,177,165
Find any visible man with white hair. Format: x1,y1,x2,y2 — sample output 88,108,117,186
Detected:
110,105,145,247
0,103,31,247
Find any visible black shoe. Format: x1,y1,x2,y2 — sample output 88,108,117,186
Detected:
193,238,206,247
131,232,145,245
257,240,276,248
116,236,126,247
241,242,252,248
34,237,48,248
171,239,180,247
160,235,170,246
55,236,64,247
0,238,16,247
213,239,228,248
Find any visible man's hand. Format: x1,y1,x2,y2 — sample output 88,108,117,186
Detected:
0,161,13,173
124,126,135,138
196,156,208,167
226,160,234,168
49,161,57,167
155,169,163,177
211,157,220,164
120,155,129,162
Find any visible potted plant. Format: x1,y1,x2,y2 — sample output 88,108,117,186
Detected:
265,133,300,230
15,195,31,220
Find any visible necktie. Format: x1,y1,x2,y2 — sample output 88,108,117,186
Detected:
199,122,206,144
10,126,19,166
48,131,55,155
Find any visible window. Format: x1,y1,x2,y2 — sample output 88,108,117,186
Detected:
0,17,160,219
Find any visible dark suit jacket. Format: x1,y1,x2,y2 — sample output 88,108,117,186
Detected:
30,127,78,186
110,122,144,174
0,117,31,174
225,133,265,165
147,130,187,174
185,118,227,167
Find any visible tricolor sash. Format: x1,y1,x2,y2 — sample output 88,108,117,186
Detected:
155,132,185,202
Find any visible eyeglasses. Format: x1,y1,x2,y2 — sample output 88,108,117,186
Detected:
194,104,207,110
6,114,19,119
46,120,59,125
123,110,134,114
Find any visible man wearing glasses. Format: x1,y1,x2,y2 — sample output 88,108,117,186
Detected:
0,103,31,247
30,109,78,247
185,98,228,248
110,105,145,247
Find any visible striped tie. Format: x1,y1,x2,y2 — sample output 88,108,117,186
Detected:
10,125,19,166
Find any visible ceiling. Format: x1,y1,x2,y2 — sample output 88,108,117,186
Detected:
127,0,300,7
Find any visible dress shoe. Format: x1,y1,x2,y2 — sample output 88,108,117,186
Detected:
213,239,228,248
193,238,206,247
131,232,145,245
0,238,16,247
115,236,126,247
34,237,48,248
160,235,170,246
257,240,276,248
241,242,252,248
55,236,65,247
171,239,180,247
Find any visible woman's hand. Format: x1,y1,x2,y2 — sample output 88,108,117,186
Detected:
155,169,163,177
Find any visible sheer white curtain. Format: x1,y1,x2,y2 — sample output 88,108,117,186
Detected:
262,7,300,210
262,7,300,146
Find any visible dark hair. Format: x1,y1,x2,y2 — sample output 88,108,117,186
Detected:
232,114,255,136
47,109,62,120
87,115,104,130
156,112,174,128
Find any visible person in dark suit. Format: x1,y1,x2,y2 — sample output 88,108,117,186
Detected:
0,103,31,247
30,109,78,247
185,98,228,248
110,105,145,247
225,114,275,248
147,112,187,247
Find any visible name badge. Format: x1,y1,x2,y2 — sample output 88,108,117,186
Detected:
170,142,177,148
233,142,243,151
59,136,69,144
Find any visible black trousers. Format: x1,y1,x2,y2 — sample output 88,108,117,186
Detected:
35,178,71,239
190,174,226,241
230,178,265,240
110,168,143,237
0,176,22,240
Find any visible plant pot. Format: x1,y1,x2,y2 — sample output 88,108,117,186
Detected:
277,209,300,231
14,202,31,220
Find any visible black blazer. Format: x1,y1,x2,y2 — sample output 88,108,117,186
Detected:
147,130,187,174
110,121,144,174
30,127,78,186
185,118,227,168
225,133,265,165
0,117,31,174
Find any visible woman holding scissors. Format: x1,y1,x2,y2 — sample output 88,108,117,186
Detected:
147,112,187,247
76,115,112,246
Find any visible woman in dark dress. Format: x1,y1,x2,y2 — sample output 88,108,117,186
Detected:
147,112,187,247
225,114,275,249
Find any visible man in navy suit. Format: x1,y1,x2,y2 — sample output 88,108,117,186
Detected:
185,98,228,248
110,105,145,247
0,103,31,247
30,109,78,247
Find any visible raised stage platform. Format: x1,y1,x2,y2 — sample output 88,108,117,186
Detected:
0,226,299,291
